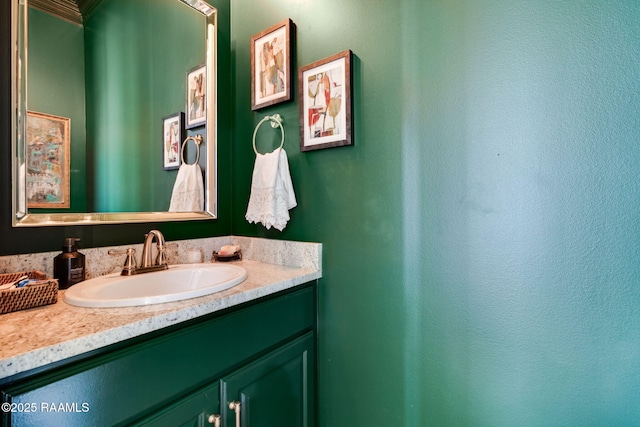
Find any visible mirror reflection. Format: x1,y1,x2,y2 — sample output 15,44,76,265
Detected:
12,0,218,226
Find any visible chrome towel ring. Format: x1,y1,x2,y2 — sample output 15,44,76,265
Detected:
252,114,284,155
181,135,203,165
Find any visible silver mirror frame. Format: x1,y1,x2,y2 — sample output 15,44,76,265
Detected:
11,0,217,227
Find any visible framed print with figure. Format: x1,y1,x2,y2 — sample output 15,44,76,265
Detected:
299,49,353,152
26,111,70,208
186,64,206,129
251,18,293,110
162,112,184,170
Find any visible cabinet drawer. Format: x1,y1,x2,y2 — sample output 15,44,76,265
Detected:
2,285,315,426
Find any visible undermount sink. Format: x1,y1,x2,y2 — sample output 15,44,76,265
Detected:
64,263,247,308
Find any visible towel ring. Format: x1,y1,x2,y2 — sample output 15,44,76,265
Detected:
252,114,284,155
181,135,203,165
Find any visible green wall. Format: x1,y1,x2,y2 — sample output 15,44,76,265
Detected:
230,0,640,425
28,8,87,213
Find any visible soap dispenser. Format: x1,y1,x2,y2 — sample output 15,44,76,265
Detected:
54,238,86,289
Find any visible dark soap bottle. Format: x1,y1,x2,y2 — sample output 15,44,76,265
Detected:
54,238,86,289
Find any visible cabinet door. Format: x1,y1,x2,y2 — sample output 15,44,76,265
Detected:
221,333,315,427
132,381,220,427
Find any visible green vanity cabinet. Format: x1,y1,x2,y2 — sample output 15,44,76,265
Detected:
220,333,314,427
138,333,314,427
1,284,316,427
135,382,222,427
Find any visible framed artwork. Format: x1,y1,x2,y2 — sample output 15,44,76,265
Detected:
162,112,184,170
299,49,353,151
251,18,293,110
26,111,70,208
186,63,206,129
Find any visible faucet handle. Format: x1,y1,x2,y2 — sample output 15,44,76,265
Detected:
155,247,168,267
156,242,178,267
108,248,137,276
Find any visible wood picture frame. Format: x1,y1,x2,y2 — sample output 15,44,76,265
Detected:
162,112,184,170
299,50,353,152
186,63,206,129
251,18,293,110
26,111,71,208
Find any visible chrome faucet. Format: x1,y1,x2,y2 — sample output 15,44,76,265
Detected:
140,230,169,272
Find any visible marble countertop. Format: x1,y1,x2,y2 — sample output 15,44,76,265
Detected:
0,259,321,381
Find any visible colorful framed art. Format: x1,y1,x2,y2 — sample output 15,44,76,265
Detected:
186,63,206,129
299,50,353,152
251,18,293,110
162,112,184,170
26,111,70,208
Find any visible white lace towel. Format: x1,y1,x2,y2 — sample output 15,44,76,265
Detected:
169,163,204,212
245,148,297,230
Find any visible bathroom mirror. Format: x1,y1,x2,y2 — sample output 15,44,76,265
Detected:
10,0,217,226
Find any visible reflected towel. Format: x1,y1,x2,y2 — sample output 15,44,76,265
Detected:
169,163,204,212
245,148,297,231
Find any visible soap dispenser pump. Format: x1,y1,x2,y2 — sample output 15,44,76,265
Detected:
54,238,86,289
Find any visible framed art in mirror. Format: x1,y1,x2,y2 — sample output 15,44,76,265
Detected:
26,111,70,208
186,64,206,129
162,112,184,170
250,18,293,110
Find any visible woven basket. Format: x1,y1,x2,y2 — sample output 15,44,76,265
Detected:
0,270,58,314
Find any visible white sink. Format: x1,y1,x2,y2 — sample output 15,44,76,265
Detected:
64,263,247,308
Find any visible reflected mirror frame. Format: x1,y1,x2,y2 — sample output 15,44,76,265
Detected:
11,0,218,227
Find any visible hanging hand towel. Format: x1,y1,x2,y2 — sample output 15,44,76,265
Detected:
245,148,297,231
169,163,204,212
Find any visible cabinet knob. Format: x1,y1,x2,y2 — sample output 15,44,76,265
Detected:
229,401,241,426
208,414,221,426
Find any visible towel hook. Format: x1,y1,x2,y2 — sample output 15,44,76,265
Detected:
252,114,284,155
181,134,203,165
